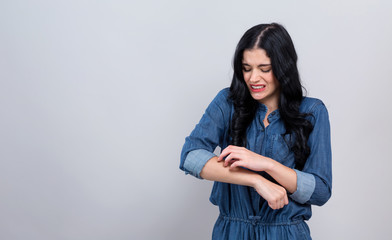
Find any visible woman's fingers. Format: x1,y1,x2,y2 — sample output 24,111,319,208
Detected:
218,146,233,161
219,146,241,164
276,191,289,209
278,199,284,209
223,153,239,167
254,178,289,210
218,146,268,171
269,198,285,210
219,145,247,160
270,198,285,210
229,160,241,169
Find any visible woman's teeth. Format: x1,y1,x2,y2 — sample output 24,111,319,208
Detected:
251,85,264,89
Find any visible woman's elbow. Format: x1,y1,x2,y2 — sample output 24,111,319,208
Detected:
310,185,332,206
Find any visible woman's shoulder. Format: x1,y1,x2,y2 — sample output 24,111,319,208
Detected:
204,88,233,125
300,97,327,114
211,87,232,107
216,87,231,99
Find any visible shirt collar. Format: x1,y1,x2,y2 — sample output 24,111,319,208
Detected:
257,103,280,124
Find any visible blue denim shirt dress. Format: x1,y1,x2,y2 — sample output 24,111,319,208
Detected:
180,88,332,240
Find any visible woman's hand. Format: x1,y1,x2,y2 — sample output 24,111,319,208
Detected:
217,145,273,172
218,145,290,209
253,176,289,210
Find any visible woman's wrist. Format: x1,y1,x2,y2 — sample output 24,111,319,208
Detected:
249,173,264,189
263,157,277,173
262,157,298,194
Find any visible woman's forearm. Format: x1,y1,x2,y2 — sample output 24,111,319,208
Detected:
265,159,297,193
201,156,289,209
201,155,297,194
217,145,298,194
200,156,262,187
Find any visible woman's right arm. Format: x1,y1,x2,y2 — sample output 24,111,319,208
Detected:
200,156,288,210
180,89,287,209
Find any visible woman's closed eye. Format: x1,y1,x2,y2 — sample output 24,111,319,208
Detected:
260,67,271,73
242,65,271,73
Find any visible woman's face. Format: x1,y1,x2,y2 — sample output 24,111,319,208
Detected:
242,48,280,110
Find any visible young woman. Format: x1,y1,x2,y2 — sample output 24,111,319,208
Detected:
180,23,332,239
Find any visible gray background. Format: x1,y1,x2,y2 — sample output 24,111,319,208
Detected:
1,0,391,239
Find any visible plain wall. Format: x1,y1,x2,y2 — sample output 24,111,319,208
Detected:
1,0,391,239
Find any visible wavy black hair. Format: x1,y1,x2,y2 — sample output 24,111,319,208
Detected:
229,23,313,170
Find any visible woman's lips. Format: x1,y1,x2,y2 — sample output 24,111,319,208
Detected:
250,84,265,92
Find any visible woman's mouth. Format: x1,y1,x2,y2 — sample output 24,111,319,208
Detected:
250,84,265,92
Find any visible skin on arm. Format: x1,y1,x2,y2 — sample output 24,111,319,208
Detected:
200,156,289,210
266,158,298,193
218,145,298,194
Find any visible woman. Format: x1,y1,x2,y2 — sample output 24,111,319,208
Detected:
180,23,332,239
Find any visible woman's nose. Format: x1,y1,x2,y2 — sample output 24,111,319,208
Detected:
249,71,260,83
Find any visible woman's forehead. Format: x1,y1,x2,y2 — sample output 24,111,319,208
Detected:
242,48,271,65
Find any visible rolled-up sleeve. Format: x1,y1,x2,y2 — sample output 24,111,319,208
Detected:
290,170,316,204
180,88,231,178
183,149,216,179
289,101,332,206
289,170,316,204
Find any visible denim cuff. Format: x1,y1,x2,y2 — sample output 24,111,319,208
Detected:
289,169,316,204
183,149,216,179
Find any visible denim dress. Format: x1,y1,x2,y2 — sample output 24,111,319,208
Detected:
180,88,332,240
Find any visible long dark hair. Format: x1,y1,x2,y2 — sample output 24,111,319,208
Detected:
229,23,313,170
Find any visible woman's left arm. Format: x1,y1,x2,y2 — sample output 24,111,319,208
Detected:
218,146,298,193
220,102,332,206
